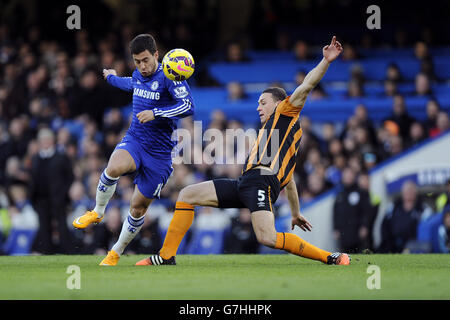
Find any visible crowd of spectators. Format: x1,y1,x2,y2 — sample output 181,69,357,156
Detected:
1,7,450,255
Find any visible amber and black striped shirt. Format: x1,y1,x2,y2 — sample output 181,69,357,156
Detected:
243,96,303,189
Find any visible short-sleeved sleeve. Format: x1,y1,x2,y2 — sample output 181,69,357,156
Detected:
276,96,303,117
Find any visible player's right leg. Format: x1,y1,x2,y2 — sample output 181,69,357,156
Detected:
239,169,350,265
135,180,219,265
251,210,350,265
73,149,137,229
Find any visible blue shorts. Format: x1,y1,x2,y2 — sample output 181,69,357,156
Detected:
115,134,173,199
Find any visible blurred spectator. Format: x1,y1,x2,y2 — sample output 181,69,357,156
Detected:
423,99,440,134
387,135,403,157
303,147,322,176
131,214,162,254
384,94,416,140
429,111,450,138
0,124,12,185
224,209,259,253
406,122,427,148
333,167,373,253
419,57,437,81
436,179,450,213
347,79,364,98
362,152,377,171
320,123,336,153
353,104,377,145
326,153,346,186
357,172,380,251
339,115,358,143
293,40,314,61
8,184,39,231
414,41,430,60
7,117,33,159
30,128,74,254
227,81,248,102
275,31,291,52
70,69,109,127
326,138,343,159
225,42,249,63
379,180,432,253
340,43,358,61
385,63,403,83
384,79,398,97
393,28,408,48
350,64,365,84
306,169,332,198
298,116,321,152
437,206,450,253
294,70,306,86
92,206,123,255
414,72,432,96
4,156,30,188
354,126,376,156
103,108,125,134
209,109,228,131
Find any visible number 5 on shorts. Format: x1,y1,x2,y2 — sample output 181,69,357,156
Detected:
258,190,265,201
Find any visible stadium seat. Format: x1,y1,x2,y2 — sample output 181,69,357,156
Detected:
433,56,450,80
2,229,37,256
417,212,444,253
185,228,228,254
208,57,422,84
246,50,298,62
62,120,85,141
192,81,450,124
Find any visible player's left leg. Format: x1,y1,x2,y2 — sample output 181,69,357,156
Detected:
100,185,153,266
136,180,225,266
251,210,350,265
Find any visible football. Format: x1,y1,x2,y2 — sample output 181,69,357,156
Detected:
162,48,195,81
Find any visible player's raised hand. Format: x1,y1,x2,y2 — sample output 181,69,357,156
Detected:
291,214,313,232
102,68,117,79
323,36,343,63
137,110,155,123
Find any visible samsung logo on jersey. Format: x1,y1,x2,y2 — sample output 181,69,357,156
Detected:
133,88,160,100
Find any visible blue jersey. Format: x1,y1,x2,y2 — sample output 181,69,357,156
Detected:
106,63,194,159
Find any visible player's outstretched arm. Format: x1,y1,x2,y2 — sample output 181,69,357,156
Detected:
103,69,133,92
289,36,343,107
285,178,312,232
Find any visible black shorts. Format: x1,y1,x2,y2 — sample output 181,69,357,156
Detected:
213,169,281,213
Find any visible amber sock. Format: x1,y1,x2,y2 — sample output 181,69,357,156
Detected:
274,232,331,263
159,201,195,260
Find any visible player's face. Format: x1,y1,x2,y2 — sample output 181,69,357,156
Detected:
257,93,278,123
133,50,159,77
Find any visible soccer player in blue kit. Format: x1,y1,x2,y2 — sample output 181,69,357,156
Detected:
72,34,195,266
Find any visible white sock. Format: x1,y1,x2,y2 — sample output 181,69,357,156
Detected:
111,212,146,255
93,170,119,217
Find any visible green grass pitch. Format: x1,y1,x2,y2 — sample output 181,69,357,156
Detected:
0,254,449,300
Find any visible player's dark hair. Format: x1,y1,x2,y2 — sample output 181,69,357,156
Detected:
263,87,287,102
129,34,157,55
